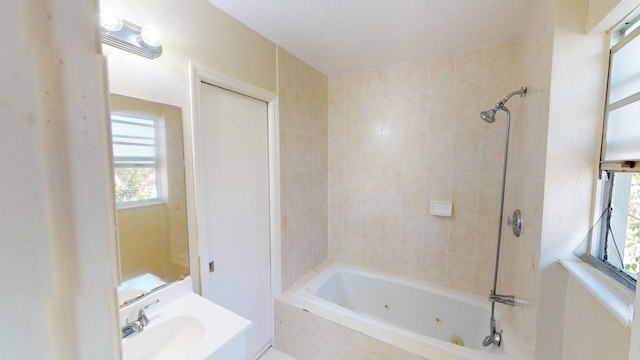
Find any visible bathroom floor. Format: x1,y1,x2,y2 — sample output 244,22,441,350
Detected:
258,347,296,360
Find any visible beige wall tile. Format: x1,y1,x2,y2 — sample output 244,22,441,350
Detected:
405,59,429,95
475,216,499,260
328,76,344,105
363,69,385,99
448,214,476,256
452,130,481,173
446,253,475,292
327,41,518,296
480,128,507,173
425,132,453,172
451,174,479,215
454,86,484,131
404,95,429,135
485,42,516,86
382,64,406,97
455,47,486,88
429,55,455,93
473,257,495,294
427,91,454,132
426,172,452,197
344,73,365,103
279,49,328,290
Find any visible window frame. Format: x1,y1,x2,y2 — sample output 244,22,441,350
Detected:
588,172,637,290
588,14,640,291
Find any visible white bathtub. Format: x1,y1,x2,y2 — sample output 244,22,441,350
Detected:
289,262,521,360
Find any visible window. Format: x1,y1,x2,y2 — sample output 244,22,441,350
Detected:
589,15,640,290
110,113,160,204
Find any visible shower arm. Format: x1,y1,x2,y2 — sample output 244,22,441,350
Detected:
494,87,527,110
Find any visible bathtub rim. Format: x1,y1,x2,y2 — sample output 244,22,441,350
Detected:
280,261,522,360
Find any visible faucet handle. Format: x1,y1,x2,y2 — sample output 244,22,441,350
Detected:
137,299,160,326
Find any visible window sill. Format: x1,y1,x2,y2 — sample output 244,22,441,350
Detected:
116,199,166,210
560,257,635,328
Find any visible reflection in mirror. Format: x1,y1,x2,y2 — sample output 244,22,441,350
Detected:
109,94,189,306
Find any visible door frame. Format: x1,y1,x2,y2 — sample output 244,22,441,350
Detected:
188,62,281,350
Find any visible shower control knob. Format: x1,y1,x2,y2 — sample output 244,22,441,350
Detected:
507,209,522,237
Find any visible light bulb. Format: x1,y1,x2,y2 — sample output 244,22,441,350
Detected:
100,9,123,32
140,25,161,48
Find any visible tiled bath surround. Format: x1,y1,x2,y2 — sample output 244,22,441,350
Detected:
274,297,450,360
278,48,329,290
327,41,518,296
498,0,554,358
278,4,612,360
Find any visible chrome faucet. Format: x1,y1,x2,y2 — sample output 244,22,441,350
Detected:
489,293,515,306
482,317,502,347
121,299,159,339
483,291,515,347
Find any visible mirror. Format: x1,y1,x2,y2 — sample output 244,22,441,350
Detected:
109,94,190,306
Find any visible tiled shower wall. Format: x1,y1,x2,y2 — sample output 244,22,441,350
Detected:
278,48,329,290
327,41,517,295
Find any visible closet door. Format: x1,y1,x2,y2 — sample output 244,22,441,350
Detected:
198,81,271,359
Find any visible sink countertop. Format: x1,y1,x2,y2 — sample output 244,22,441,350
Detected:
120,277,252,360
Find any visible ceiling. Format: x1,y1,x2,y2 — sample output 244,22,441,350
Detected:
208,0,534,75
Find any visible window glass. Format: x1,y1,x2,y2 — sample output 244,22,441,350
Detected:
110,114,159,203
114,167,158,202
604,100,640,161
609,32,640,104
605,173,640,278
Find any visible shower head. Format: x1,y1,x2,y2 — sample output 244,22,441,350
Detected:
480,108,498,123
480,87,527,123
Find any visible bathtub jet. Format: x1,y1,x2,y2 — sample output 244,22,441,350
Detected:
480,87,527,348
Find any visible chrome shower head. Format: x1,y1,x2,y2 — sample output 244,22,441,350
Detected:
480,108,498,123
480,87,527,124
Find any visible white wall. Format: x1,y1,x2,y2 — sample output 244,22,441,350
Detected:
535,0,634,359
563,277,630,359
534,0,609,357
0,0,120,358
101,0,277,105
630,283,640,358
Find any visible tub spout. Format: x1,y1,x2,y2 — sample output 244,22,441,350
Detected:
483,330,502,347
483,317,502,347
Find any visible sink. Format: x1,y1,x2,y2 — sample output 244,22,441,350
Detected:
118,280,252,360
122,315,205,360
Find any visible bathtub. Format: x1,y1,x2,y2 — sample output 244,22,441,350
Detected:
278,262,521,360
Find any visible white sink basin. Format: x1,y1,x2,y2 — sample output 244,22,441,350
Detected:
119,281,252,360
122,315,206,360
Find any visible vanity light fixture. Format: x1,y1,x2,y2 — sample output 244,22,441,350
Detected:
100,9,162,59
